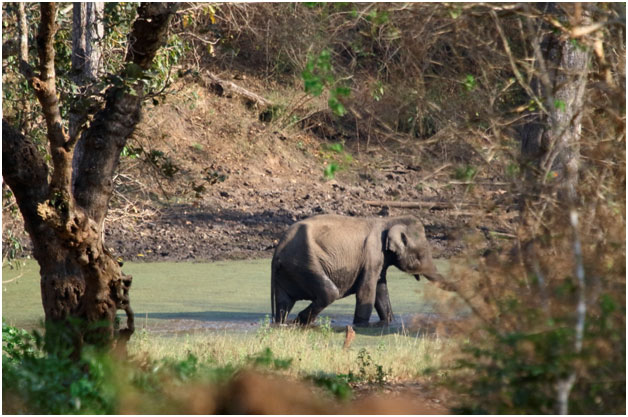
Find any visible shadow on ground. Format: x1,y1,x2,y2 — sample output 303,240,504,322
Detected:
133,310,447,336
140,311,266,322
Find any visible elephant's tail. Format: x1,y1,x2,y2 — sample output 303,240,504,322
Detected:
271,258,277,323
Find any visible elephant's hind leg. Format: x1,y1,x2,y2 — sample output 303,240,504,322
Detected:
274,285,296,324
295,272,339,325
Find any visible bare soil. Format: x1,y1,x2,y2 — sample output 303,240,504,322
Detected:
4,71,516,267
98,72,515,263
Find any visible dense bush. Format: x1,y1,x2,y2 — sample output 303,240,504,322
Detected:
447,289,625,414
3,323,115,414
3,322,235,413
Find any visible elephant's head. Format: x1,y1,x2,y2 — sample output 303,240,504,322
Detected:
386,219,446,285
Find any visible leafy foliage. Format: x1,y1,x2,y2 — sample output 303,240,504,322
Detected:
246,347,293,370
320,142,353,179
356,348,390,385
449,292,625,414
302,50,351,116
454,164,478,182
308,372,355,400
4,322,399,413
3,322,116,414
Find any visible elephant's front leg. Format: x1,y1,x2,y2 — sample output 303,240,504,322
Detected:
353,278,377,326
374,278,393,324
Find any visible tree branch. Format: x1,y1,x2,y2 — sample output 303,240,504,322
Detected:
2,121,50,222
73,2,180,226
125,3,181,69
20,3,74,197
0,121,68,277
490,9,549,116
556,209,587,414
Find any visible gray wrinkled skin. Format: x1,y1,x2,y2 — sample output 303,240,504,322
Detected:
271,214,452,326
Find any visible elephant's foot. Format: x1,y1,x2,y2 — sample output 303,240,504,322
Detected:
353,319,394,328
294,312,317,326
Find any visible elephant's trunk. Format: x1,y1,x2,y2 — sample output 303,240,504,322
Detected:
422,267,456,292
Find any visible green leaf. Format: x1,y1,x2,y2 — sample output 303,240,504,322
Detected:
323,163,340,179
327,143,344,153
124,62,144,80
304,78,324,96
334,86,351,97
328,97,346,116
554,99,566,112
599,294,617,314
464,74,476,91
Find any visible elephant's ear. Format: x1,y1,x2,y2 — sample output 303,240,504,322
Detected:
387,224,408,255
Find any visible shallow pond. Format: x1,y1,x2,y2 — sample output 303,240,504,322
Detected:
2,258,462,334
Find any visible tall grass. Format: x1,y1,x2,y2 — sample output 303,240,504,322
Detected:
129,322,454,381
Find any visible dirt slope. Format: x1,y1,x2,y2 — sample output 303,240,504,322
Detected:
4,70,514,264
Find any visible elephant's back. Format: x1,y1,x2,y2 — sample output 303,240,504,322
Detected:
275,215,373,273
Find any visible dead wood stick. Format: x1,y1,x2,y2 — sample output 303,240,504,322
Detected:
419,163,452,181
343,325,355,350
364,200,478,210
204,71,272,109
447,180,510,186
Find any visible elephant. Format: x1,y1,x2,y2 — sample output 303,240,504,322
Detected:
271,214,453,326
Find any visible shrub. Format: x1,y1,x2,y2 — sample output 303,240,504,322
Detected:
2,322,116,414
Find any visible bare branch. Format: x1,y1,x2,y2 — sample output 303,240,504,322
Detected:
490,9,549,116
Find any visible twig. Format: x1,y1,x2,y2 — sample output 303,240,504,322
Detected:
180,31,220,45
448,181,510,186
490,9,548,116
419,163,452,182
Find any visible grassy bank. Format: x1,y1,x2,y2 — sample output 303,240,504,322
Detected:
129,325,453,381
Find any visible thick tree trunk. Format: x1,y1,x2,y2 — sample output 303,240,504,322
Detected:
3,2,178,353
520,4,590,206
2,122,85,345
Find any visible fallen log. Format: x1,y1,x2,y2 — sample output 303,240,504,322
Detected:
203,71,273,109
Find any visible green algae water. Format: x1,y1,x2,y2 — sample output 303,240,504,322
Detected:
2,258,457,332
